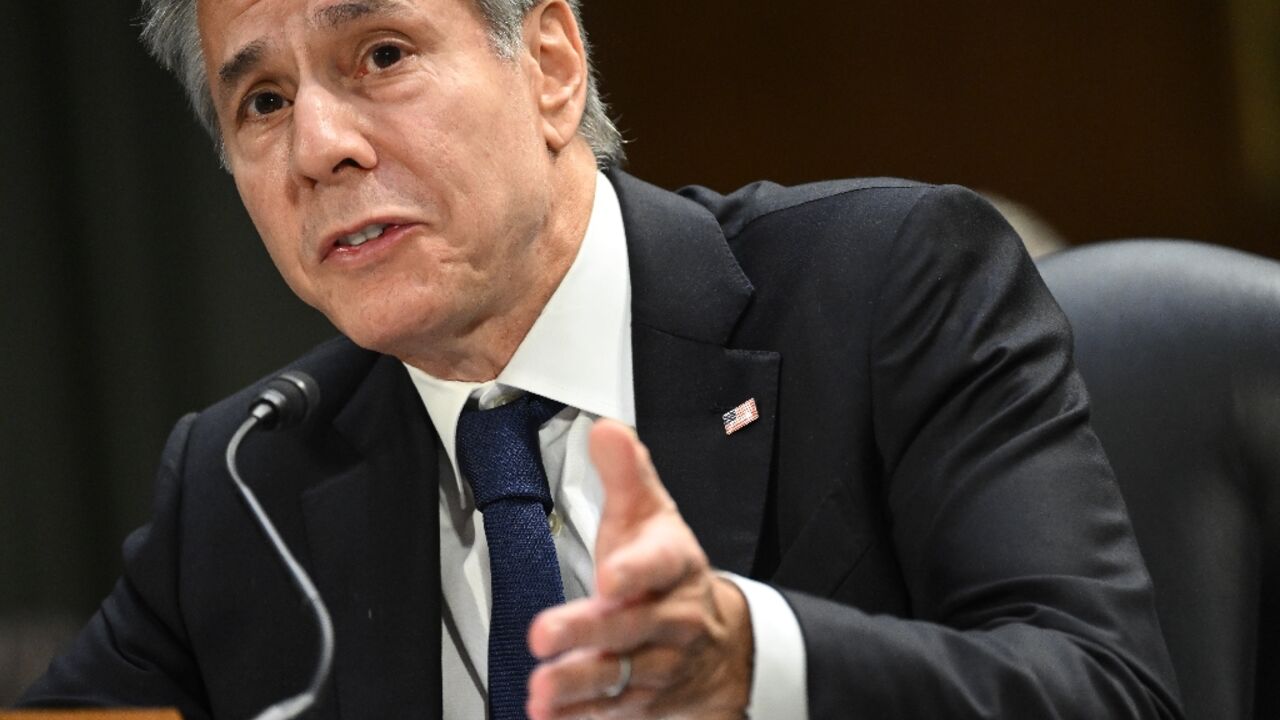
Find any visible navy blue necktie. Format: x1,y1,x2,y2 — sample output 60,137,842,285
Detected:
456,393,567,720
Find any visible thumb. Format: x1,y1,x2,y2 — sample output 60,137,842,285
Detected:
589,419,673,552
590,419,671,523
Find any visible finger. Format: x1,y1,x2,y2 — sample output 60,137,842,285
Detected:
590,419,673,529
527,647,615,714
597,513,706,600
590,420,690,599
530,684,659,720
529,587,707,658
528,644,686,710
529,596,616,659
532,687,664,720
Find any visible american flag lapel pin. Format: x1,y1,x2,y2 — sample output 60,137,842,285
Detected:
722,398,759,436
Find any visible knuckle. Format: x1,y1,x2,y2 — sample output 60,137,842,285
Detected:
668,606,707,643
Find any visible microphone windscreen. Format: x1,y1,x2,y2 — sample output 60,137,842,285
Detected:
253,370,320,429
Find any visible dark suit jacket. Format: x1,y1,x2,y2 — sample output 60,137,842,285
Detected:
21,171,1184,718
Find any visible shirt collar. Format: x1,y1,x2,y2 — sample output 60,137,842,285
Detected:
405,171,635,478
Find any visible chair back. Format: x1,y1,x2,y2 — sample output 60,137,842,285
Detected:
1037,240,1280,720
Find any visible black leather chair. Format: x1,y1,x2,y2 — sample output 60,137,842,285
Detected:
1036,240,1280,720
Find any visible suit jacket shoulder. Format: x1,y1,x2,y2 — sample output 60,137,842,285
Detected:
678,176,927,241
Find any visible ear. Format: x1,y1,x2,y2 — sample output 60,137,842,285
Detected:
523,0,588,152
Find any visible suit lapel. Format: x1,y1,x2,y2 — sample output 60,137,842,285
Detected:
612,171,780,577
299,354,443,720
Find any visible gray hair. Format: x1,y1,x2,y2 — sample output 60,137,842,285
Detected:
139,0,625,167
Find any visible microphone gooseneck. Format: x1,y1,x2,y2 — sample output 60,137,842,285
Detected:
225,371,334,720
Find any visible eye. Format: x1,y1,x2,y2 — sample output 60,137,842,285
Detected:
371,44,403,68
360,42,406,75
243,90,290,120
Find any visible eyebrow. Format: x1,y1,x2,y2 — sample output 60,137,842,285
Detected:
312,0,411,29
215,0,413,100
217,40,267,94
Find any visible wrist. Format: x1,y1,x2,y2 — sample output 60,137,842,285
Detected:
713,575,755,714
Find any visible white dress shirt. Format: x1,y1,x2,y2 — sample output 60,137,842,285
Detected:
405,172,807,719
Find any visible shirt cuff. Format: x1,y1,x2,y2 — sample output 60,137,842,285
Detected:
721,573,809,719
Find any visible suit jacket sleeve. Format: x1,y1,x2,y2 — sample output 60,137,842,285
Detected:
18,413,213,718
779,185,1182,718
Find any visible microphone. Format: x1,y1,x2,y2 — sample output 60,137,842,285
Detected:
249,370,320,430
225,371,334,720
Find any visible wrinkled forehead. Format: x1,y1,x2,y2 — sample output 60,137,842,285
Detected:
199,0,302,67
197,0,433,65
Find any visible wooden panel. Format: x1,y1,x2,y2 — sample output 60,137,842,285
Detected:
587,1,1279,256
0,707,183,712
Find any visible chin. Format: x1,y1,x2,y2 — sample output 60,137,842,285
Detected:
326,301,441,361
337,321,415,359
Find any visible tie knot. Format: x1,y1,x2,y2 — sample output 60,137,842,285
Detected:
455,393,566,512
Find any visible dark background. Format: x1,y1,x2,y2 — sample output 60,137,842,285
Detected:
2,0,1277,699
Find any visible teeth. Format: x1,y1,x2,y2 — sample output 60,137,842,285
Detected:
338,223,389,247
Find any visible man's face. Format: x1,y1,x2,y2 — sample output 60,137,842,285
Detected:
199,0,563,366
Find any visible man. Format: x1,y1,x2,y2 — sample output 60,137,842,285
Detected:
20,0,1184,718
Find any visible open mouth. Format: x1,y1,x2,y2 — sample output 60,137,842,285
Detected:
335,223,390,248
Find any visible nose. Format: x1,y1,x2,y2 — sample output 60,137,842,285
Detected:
289,83,377,185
